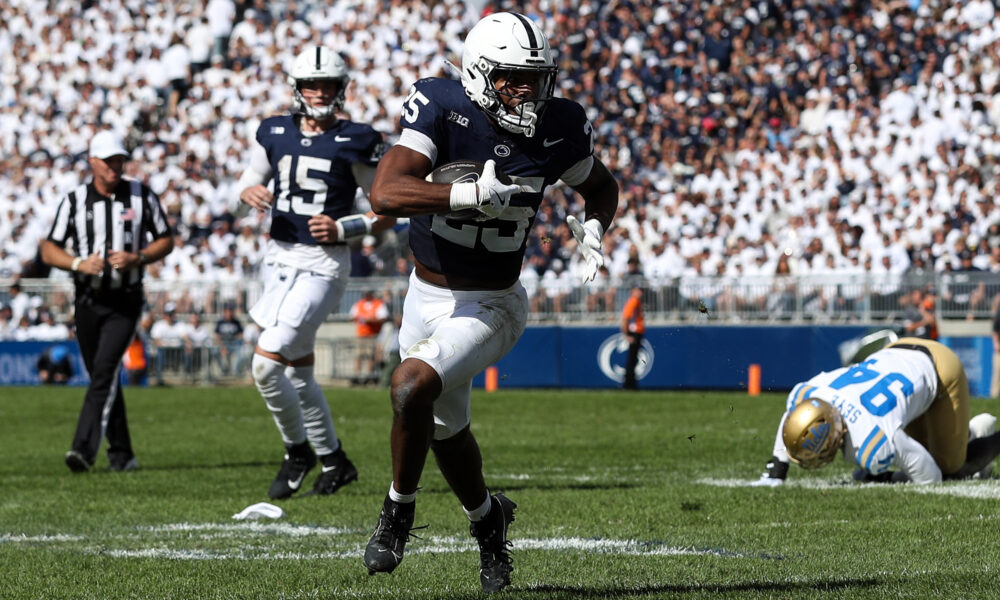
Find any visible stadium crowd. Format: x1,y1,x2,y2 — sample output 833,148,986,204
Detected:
3,0,1000,340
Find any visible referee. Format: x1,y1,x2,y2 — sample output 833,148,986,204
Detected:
41,129,173,473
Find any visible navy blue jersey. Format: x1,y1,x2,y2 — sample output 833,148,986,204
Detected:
401,78,594,284
256,114,383,244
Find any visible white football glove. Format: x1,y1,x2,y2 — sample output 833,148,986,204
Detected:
749,475,785,487
749,455,787,487
448,159,525,220
567,215,605,284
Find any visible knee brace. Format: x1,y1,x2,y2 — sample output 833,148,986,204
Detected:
252,353,286,388
252,353,305,445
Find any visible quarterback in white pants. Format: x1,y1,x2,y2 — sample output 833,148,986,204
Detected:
237,46,394,499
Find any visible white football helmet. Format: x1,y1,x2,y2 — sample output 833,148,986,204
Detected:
461,12,557,138
288,46,348,120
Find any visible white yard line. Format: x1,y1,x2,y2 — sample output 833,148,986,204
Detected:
2,524,753,561
700,477,1000,497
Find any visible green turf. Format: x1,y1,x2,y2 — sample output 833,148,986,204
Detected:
1,386,998,599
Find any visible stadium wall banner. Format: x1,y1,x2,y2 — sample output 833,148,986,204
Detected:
473,326,995,395
939,336,992,398
0,341,89,386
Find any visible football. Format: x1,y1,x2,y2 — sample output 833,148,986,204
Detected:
426,160,511,220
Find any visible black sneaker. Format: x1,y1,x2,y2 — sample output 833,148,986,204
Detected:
108,456,139,472
364,495,421,575
65,450,92,473
470,493,517,593
267,443,317,500
312,448,358,495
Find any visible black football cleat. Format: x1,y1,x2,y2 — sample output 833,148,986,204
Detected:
470,493,516,593
311,447,358,495
65,450,93,473
267,442,317,500
364,495,421,575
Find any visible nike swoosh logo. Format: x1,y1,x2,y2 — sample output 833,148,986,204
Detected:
335,135,351,142
287,473,306,490
542,138,563,147
321,465,338,473
378,548,402,561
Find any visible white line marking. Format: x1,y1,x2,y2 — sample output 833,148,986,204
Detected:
0,533,84,543
59,531,750,561
142,522,360,536
700,477,1000,497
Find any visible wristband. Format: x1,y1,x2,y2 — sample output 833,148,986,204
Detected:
334,214,373,242
449,182,479,211
138,251,148,265
71,257,83,272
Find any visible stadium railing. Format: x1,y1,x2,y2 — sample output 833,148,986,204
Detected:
3,272,998,324
6,272,996,386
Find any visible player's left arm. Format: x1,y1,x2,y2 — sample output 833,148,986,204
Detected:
563,156,619,283
307,160,396,243
891,428,941,484
568,157,619,235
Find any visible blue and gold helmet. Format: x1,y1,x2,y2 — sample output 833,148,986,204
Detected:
782,398,845,469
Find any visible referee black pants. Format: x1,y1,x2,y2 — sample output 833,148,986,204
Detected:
72,296,141,464
624,333,643,390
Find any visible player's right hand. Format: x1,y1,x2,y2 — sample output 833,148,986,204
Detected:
474,160,523,219
749,455,788,486
240,185,273,212
449,160,526,220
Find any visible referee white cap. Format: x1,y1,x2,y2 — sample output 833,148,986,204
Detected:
90,130,128,160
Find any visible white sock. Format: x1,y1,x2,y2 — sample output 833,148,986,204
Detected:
388,482,417,504
252,354,304,446
464,492,492,522
286,365,339,456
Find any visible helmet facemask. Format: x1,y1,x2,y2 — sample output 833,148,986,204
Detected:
292,77,347,120
461,12,557,138
288,46,349,121
474,59,556,138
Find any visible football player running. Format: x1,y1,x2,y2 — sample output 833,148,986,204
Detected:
236,46,394,500
754,337,1000,486
362,13,619,593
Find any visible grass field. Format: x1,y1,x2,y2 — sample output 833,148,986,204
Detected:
1,385,998,599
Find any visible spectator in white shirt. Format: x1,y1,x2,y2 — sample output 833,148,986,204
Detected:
149,304,188,385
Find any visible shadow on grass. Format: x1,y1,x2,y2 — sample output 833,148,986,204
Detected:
130,460,274,472
522,577,883,596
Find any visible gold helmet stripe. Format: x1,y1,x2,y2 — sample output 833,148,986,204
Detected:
857,426,887,471
792,384,816,409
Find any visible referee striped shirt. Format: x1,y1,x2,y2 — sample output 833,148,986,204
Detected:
47,178,172,294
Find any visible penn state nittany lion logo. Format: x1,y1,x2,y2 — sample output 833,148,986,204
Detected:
597,333,654,383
